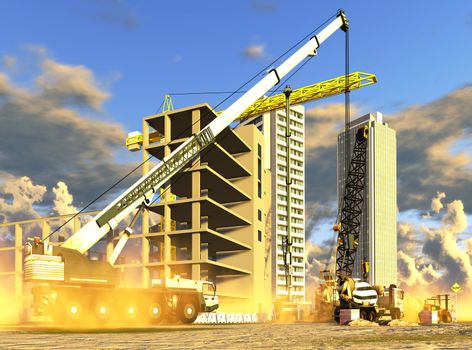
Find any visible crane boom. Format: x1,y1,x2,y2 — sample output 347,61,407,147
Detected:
236,72,375,120
125,72,376,150
62,10,349,254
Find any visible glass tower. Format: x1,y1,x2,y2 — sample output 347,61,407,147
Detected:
337,112,397,287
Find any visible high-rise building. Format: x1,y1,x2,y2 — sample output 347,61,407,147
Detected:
337,112,397,286
240,104,306,301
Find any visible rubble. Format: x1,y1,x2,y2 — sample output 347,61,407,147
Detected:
348,319,379,327
388,319,419,327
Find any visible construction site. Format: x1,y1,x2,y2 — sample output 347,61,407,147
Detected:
0,5,471,350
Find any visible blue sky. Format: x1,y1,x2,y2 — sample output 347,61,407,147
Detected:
1,0,472,133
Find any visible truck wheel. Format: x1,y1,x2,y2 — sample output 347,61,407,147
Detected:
334,307,340,324
360,310,368,320
54,299,84,324
367,309,376,322
442,312,452,323
123,301,140,323
391,308,400,320
94,300,112,324
177,297,199,324
52,293,85,325
147,300,165,324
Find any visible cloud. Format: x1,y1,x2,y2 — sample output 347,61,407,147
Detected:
305,103,359,159
0,175,83,241
305,239,334,293
251,0,277,12
303,103,360,210
2,55,16,68
431,191,446,213
243,45,265,58
52,181,78,216
397,193,472,297
389,85,472,210
397,223,419,256
36,59,109,110
397,250,440,291
92,0,138,29
0,174,46,224
305,200,337,240
22,44,47,56
304,85,472,215
0,48,138,209
171,55,182,64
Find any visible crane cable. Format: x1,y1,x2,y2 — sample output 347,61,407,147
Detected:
148,55,315,208
324,19,350,272
41,11,338,243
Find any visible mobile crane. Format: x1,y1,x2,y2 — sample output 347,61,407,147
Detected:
23,10,350,325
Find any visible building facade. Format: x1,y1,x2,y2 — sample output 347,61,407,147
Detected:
337,112,397,286
0,104,275,321
240,104,306,302
141,104,273,314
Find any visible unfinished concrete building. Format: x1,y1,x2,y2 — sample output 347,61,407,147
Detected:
139,104,272,314
0,104,274,318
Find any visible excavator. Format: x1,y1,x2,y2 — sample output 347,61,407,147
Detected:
23,10,351,325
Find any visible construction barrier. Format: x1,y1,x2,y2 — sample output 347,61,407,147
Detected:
418,310,438,325
194,313,268,324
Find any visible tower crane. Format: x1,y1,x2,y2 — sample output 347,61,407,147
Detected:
23,10,351,325
125,72,377,152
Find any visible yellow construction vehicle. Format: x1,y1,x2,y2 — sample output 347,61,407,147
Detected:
421,294,453,323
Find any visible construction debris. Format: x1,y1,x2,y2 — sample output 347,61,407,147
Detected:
388,319,419,327
348,319,379,327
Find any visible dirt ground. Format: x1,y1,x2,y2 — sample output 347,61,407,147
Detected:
1,322,472,350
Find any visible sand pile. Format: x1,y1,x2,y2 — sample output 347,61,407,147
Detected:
388,319,419,327
348,319,379,327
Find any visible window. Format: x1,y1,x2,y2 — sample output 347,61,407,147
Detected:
258,230,262,242
258,159,262,180
258,143,262,158
258,209,262,221
258,182,262,198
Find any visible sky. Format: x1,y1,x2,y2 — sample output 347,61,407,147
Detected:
1,1,472,126
0,0,472,296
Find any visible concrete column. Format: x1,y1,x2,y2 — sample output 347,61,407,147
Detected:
163,206,171,278
201,244,209,261
162,113,172,277
191,109,201,281
191,233,201,280
14,224,23,322
141,119,151,287
73,216,81,233
106,235,114,261
191,109,200,134
142,118,150,174
142,208,150,287
42,221,50,242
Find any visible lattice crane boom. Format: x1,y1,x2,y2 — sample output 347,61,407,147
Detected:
125,72,377,151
